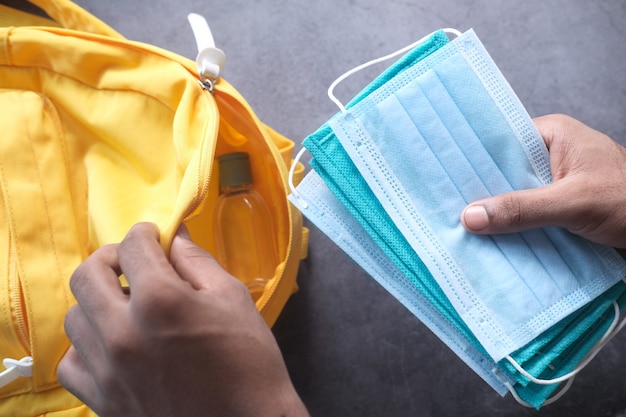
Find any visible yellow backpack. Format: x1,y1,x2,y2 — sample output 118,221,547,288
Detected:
0,1,307,415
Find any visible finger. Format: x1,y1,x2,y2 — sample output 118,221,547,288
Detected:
533,114,583,149
57,345,100,408
117,222,175,291
461,180,581,234
63,305,107,375
70,244,126,315
533,114,602,156
170,224,233,291
532,114,562,149
63,305,125,413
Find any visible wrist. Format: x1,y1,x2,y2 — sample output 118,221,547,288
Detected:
262,382,310,417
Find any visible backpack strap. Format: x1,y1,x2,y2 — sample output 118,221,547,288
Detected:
3,0,123,38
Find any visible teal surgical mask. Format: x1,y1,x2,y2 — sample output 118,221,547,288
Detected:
289,28,626,408
289,169,509,396
291,168,626,408
327,28,626,361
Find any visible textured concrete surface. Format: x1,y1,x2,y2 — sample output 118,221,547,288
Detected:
12,0,626,415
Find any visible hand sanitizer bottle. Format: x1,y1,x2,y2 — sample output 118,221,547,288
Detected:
213,152,278,301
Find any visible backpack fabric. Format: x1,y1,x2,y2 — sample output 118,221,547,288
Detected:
0,1,307,415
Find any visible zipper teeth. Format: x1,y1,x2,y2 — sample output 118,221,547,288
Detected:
8,236,29,352
185,90,217,220
11,286,29,351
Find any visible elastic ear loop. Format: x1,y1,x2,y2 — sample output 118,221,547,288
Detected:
289,28,463,206
288,147,309,209
505,278,626,408
327,28,463,113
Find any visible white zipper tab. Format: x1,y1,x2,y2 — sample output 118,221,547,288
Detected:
187,13,226,92
0,356,33,388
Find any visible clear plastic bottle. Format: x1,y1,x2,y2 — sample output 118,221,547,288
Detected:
213,152,278,301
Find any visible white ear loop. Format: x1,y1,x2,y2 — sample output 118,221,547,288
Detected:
327,28,463,113
505,301,623,386
291,28,463,205
505,377,576,408
506,289,626,407
288,147,309,209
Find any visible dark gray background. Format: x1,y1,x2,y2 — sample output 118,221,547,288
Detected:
14,0,626,415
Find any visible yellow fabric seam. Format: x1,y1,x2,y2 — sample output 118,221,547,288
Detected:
3,27,15,66
4,62,184,113
44,94,74,309
0,150,32,400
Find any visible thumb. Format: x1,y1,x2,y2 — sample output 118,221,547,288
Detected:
461,183,572,235
170,224,227,290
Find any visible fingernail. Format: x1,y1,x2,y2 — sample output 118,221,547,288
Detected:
175,223,191,239
463,205,489,231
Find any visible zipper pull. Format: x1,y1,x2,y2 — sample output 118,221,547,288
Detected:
0,356,33,388
188,13,226,92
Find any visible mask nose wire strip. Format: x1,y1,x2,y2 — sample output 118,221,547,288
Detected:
327,28,463,113
288,147,309,209
505,300,625,386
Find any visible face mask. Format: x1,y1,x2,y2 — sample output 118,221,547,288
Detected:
302,29,473,339
298,29,497,360
291,158,626,408
291,170,626,407
325,28,626,361
289,28,626,408
288,169,510,396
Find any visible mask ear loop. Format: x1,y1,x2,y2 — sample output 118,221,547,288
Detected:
505,294,626,407
288,147,310,209
506,301,624,385
292,28,463,205
504,377,576,408
327,28,463,113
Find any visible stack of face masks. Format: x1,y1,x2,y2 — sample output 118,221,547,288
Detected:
288,28,626,408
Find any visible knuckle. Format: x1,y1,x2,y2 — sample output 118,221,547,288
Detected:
211,270,252,301
135,281,179,311
68,262,89,296
63,305,80,337
228,277,253,301
549,113,574,126
69,244,118,295
122,223,158,247
131,283,190,327
68,270,82,298
105,339,129,364
172,242,214,272
499,196,525,227
103,328,138,367
55,353,71,384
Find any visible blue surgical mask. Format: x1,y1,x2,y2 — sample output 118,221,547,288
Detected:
297,29,494,361
291,169,626,407
327,28,626,361
288,169,510,396
289,28,626,408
